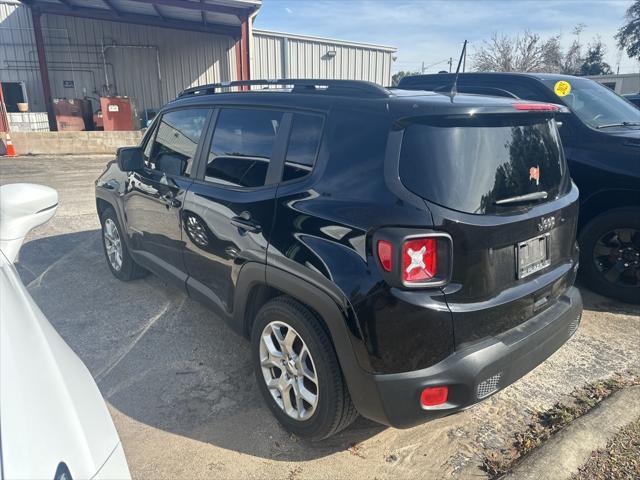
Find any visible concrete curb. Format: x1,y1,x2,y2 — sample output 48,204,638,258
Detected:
505,385,640,480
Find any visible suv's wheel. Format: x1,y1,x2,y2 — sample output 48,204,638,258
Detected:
100,207,147,281
579,207,640,304
251,297,358,440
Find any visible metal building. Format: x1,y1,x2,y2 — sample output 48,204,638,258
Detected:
586,73,640,95
252,30,395,86
0,0,397,132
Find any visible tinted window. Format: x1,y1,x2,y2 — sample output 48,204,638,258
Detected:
400,116,568,215
283,114,323,181
541,77,640,129
205,109,283,188
144,109,209,176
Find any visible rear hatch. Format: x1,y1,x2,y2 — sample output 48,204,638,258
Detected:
398,103,579,349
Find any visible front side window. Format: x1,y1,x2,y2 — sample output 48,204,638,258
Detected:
205,108,283,188
144,109,209,177
283,114,323,182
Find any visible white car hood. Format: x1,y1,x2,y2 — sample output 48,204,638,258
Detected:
0,254,122,480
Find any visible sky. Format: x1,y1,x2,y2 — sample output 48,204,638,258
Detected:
253,0,639,75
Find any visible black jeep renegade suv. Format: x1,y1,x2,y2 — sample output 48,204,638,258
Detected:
95,79,583,440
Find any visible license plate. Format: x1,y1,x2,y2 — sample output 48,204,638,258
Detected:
516,234,550,279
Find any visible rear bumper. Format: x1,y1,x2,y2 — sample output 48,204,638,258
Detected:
358,286,582,428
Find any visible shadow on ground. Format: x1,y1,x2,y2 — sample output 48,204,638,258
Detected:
17,230,385,462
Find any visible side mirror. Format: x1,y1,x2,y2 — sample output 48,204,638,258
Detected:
117,146,144,172
0,183,58,262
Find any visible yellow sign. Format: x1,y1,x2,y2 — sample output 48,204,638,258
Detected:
554,80,571,97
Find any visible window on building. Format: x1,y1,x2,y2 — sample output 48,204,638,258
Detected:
283,114,323,182
205,108,284,188
144,109,209,177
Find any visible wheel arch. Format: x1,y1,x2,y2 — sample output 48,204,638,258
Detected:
232,262,388,425
579,188,640,230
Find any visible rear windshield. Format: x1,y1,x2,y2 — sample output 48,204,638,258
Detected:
399,116,568,215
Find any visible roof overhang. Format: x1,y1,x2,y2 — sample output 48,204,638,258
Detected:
20,0,261,38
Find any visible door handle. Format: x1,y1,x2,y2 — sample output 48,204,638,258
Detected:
230,216,262,234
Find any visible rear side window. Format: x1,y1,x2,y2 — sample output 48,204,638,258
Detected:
283,114,323,182
205,108,283,188
399,116,568,215
144,109,209,177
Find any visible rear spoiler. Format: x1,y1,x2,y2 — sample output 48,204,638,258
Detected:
392,101,569,125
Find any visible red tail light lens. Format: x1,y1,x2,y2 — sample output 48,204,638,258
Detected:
377,240,393,272
512,103,560,111
402,238,437,283
420,386,448,407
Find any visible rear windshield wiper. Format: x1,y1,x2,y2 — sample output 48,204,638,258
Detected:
596,121,640,129
495,191,548,205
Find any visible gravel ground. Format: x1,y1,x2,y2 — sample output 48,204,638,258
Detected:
572,417,640,480
2,155,640,480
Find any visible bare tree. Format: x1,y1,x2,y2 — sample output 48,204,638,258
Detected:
472,26,612,75
474,31,562,72
474,33,516,72
542,35,564,73
562,39,583,75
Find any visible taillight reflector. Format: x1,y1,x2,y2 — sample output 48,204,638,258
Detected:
377,240,393,272
512,103,560,111
402,238,437,283
420,386,448,407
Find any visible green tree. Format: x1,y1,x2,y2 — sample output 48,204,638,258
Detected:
616,0,640,60
580,39,612,76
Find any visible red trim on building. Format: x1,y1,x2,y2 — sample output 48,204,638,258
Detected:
235,36,243,82
240,17,250,81
234,16,250,89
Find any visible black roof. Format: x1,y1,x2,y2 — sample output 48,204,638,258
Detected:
398,72,590,89
166,78,564,119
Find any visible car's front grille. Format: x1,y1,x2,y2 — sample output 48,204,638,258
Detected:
477,373,502,399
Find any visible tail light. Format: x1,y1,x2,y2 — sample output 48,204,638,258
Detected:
512,103,560,111
403,238,437,283
420,386,449,407
377,240,393,272
374,230,452,288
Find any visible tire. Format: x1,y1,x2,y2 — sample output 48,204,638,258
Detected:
578,207,640,304
251,296,358,440
100,207,148,281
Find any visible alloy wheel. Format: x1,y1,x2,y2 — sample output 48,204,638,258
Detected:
593,227,640,288
103,218,123,271
185,214,209,247
259,321,319,421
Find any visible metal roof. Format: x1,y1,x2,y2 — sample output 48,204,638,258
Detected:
254,29,397,52
20,0,261,36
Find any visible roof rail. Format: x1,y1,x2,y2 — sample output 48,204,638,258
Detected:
177,79,390,99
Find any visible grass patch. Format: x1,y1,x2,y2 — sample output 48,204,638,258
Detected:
482,371,640,479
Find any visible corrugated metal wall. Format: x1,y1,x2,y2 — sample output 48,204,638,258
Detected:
0,1,237,117
1,2,397,125
252,30,395,86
